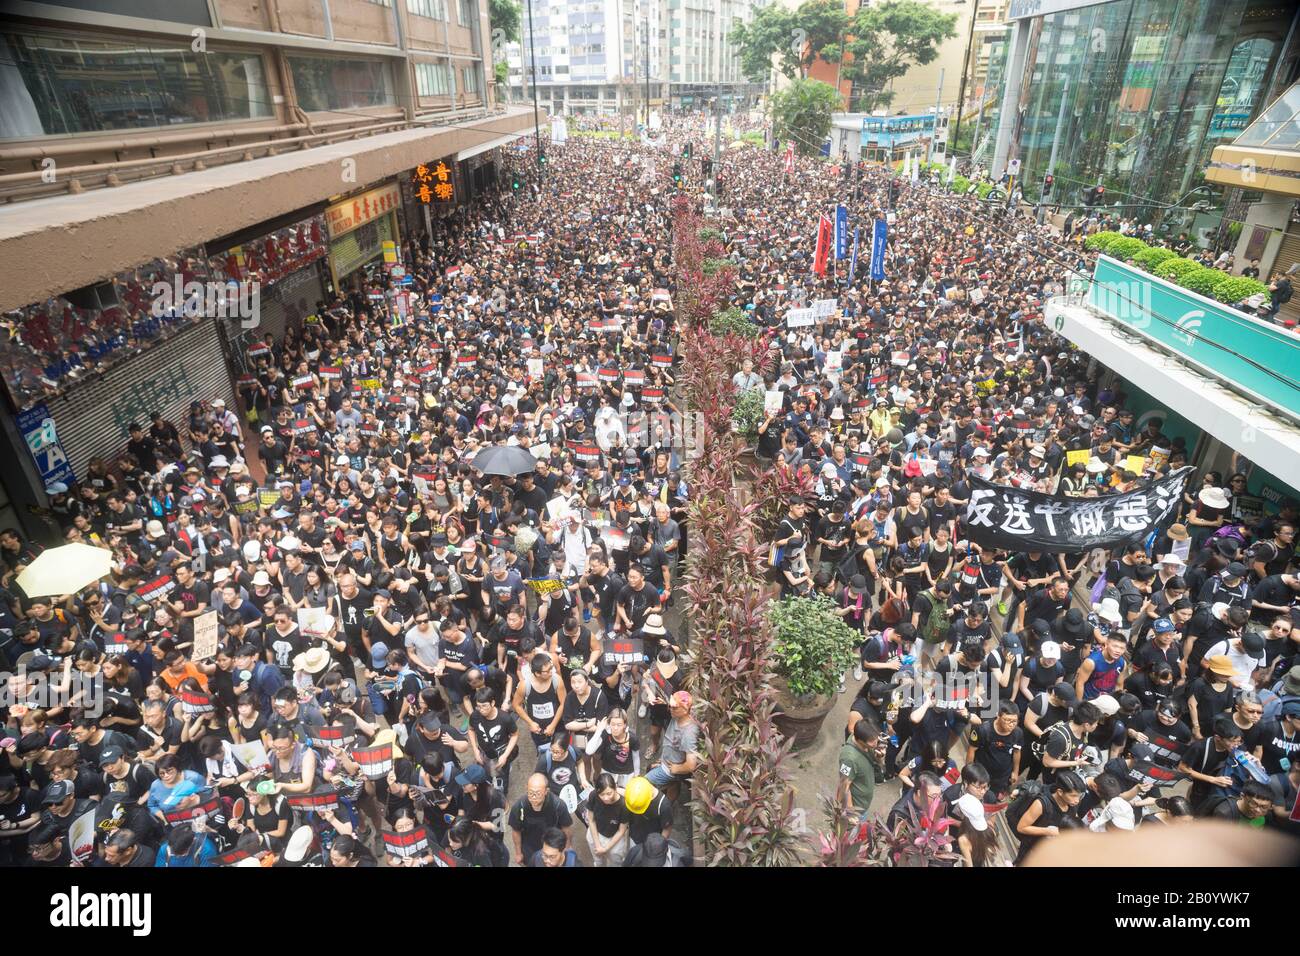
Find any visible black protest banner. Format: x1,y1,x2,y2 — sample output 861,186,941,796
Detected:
963,467,1192,554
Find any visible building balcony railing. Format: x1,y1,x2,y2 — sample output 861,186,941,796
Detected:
1085,255,1300,423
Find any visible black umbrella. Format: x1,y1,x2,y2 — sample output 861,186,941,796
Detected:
471,444,538,477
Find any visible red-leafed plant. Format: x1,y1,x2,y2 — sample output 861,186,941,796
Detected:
673,197,800,866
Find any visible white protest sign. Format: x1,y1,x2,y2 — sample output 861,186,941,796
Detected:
764,390,785,416
813,298,838,318
69,808,96,863
192,610,220,661
969,287,986,305
786,307,816,328
297,607,334,639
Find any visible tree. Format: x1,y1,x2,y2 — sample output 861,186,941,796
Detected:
488,0,521,96
842,0,958,113
488,0,521,45
732,0,849,82
770,78,842,156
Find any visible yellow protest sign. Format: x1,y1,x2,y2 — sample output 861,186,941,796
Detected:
1125,454,1147,475
525,578,565,596
1066,449,1090,467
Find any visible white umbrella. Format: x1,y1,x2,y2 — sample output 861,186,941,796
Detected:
16,543,113,598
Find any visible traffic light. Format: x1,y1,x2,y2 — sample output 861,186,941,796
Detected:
1043,174,1054,196
511,172,522,191
681,143,692,159
701,157,712,178
715,170,724,195
672,161,682,186
1083,184,1105,206
538,150,547,167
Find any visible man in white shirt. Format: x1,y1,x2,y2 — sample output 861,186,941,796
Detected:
1202,630,1269,691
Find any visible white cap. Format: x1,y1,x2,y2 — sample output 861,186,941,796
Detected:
875,477,890,488
336,454,350,465
1159,553,1186,566
252,570,272,587
212,399,226,409
209,455,230,469
212,568,231,584
1092,694,1120,716
1090,796,1136,832
145,519,167,539
1039,641,1061,660
242,540,262,563
954,793,988,831
277,536,301,553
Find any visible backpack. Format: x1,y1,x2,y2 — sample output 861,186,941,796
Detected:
1030,720,1073,761
1006,780,1050,834
919,590,950,645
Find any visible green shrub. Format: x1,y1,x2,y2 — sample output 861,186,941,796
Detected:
1105,236,1148,261
702,257,732,276
1084,230,1124,252
1176,265,1227,297
709,305,761,339
951,174,971,194
1131,246,1177,271
1209,274,1268,305
697,226,724,244
730,386,767,440
974,181,994,200
769,595,860,700
1153,257,1201,282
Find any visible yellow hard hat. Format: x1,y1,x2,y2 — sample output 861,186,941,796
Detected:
624,776,655,815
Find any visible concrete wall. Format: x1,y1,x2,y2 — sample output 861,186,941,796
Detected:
1232,192,1293,277
216,0,271,31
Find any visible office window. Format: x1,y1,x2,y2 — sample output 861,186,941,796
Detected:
407,0,447,20
414,60,452,96
290,55,394,110
1,31,271,138
462,66,480,93
458,0,475,26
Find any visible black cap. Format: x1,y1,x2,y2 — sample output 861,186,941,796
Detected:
99,746,126,768
42,780,74,805
1053,682,1077,703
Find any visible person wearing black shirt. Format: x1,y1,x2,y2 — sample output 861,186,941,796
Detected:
1178,716,1243,808
508,773,572,866
965,701,1024,798
1129,702,1194,768
1125,663,1176,712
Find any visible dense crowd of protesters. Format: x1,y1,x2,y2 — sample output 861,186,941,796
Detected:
0,112,1296,868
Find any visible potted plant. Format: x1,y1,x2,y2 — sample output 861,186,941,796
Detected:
768,594,859,749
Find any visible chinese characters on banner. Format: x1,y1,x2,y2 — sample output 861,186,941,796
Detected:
962,467,1194,553
413,160,456,205
325,182,402,239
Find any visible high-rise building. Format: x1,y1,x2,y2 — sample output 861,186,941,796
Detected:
505,0,766,117
505,0,669,117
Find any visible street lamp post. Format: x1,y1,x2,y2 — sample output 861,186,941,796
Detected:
525,0,542,169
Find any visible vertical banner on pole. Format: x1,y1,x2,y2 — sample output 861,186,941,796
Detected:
848,226,860,282
813,215,832,276
869,218,888,281
834,204,849,260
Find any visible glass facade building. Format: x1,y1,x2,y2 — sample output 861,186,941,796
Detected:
985,0,1299,240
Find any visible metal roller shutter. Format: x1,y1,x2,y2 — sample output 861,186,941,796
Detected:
47,320,237,478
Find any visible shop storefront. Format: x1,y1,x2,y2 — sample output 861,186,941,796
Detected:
326,182,403,293
206,211,331,361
